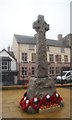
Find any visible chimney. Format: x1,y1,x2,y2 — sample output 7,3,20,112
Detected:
57,34,63,40
8,46,10,52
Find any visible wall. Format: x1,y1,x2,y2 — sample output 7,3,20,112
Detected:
19,44,70,63
19,44,36,62
47,46,70,63
11,36,19,62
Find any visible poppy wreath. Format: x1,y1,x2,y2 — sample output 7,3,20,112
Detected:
20,97,24,108
30,97,42,110
20,91,27,108
20,93,30,111
22,99,30,110
53,92,63,104
42,94,53,106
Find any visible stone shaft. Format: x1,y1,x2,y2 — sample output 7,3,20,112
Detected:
35,32,48,78
33,15,49,78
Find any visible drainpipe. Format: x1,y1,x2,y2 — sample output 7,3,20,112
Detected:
18,44,20,82
70,34,72,70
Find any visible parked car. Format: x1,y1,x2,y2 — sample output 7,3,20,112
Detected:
56,70,72,83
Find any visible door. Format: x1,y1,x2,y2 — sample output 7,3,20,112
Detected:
2,73,14,85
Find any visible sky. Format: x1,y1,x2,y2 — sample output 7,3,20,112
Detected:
0,0,71,51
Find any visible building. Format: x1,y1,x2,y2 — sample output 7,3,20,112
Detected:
11,33,72,84
0,48,18,85
70,1,72,33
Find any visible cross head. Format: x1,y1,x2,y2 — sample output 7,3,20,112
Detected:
33,15,49,33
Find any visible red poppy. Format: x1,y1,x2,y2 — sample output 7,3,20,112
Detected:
42,94,53,106
30,97,42,110
20,96,30,110
20,97,24,107
53,92,62,104
22,99,30,110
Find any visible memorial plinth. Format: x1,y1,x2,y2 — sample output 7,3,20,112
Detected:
20,15,64,114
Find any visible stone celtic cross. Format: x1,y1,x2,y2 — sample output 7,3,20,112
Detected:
33,15,49,78
27,15,56,100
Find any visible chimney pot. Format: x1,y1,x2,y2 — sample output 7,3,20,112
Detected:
58,34,63,40
8,46,10,52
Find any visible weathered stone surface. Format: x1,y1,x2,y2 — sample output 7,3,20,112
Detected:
35,33,48,78
33,15,49,78
27,77,56,99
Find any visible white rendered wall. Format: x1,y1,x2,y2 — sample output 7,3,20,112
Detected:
0,50,17,71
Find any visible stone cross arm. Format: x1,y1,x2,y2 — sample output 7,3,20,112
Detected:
33,15,49,33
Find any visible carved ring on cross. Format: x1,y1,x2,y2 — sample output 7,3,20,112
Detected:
33,15,49,33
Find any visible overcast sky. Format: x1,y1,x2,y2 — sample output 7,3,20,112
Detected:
0,0,71,51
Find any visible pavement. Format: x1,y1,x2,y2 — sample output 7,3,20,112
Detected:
0,86,72,119
0,83,72,90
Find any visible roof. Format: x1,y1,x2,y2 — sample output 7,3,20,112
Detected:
14,34,35,44
8,51,15,59
0,49,16,60
14,34,70,48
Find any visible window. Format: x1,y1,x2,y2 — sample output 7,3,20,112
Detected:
55,55,61,62
32,53,36,62
22,67,27,76
64,55,68,63
61,47,65,53
32,67,35,76
2,61,8,70
22,53,27,62
56,67,60,74
66,72,71,77
49,67,54,74
49,54,54,62
29,45,34,50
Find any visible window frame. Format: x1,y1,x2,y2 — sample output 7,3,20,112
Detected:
56,67,60,74
49,67,54,75
22,67,27,76
31,67,35,76
49,54,54,62
64,55,68,63
1,61,8,70
21,53,27,62
31,53,36,62
55,55,61,63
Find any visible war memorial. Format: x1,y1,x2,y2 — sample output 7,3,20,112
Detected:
20,15,64,113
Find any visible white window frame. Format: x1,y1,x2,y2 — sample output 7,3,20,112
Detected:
22,67,27,76
1,61,8,70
